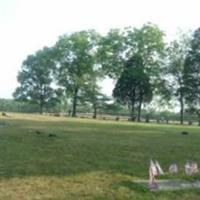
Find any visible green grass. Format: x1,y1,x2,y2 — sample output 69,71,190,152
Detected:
0,113,200,199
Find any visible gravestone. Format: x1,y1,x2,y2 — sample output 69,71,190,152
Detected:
185,161,199,175
169,162,178,174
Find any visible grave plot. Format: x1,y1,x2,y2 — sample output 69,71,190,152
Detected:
134,179,200,191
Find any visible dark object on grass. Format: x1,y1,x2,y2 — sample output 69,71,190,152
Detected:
2,112,7,116
181,131,189,135
128,116,136,121
36,130,42,135
145,115,149,123
188,121,193,125
115,116,119,121
68,109,71,117
49,133,57,137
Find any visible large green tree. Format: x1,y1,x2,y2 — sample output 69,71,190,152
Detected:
112,23,164,120
53,30,101,117
184,28,200,125
14,47,56,114
164,32,191,124
113,55,153,121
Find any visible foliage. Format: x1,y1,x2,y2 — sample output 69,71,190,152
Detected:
98,23,165,82
98,28,125,78
164,31,191,124
83,78,109,118
53,30,101,117
0,99,39,113
124,23,165,81
12,24,200,120
184,28,200,124
112,23,164,121
113,55,153,121
13,47,57,113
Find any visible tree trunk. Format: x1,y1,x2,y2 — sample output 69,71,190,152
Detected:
39,101,43,114
130,100,135,121
180,93,184,125
197,113,200,126
39,94,44,114
93,103,97,119
72,86,78,117
145,114,149,123
137,94,143,122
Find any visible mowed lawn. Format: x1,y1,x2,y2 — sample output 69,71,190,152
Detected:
0,113,200,199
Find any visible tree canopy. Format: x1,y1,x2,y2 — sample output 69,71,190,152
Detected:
14,47,57,113
113,55,152,121
53,30,101,116
12,24,200,124
184,28,200,125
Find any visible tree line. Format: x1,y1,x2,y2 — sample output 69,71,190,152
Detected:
13,23,200,124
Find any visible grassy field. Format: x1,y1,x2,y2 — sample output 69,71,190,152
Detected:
0,113,200,199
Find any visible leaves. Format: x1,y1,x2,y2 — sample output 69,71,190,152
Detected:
184,28,200,119
13,47,57,113
53,30,102,116
113,55,153,119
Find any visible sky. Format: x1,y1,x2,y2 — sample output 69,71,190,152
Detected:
0,0,200,99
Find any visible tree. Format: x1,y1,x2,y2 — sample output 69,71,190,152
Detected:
84,82,109,119
53,30,101,117
98,28,125,78
184,28,200,125
113,55,153,121
112,23,164,121
124,23,165,81
14,47,56,114
164,32,191,124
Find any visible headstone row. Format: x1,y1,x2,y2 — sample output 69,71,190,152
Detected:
149,160,199,189
169,161,199,175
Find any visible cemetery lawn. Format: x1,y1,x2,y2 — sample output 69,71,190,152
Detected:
1,113,200,200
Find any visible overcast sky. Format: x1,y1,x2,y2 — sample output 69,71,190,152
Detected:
0,0,199,99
